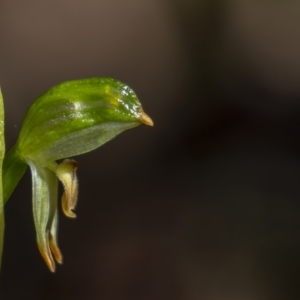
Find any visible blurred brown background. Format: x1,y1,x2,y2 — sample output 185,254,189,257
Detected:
1,0,300,299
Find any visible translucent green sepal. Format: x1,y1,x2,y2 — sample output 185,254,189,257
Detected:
28,160,62,272
16,77,153,166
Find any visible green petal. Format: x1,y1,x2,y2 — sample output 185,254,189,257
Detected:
28,161,61,272
48,206,63,265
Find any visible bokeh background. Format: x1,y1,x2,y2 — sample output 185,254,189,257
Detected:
0,0,300,299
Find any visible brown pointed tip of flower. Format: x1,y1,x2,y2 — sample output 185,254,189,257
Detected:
38,245,56,272
49,237,63,264
62,201,77,218
139,112,154,126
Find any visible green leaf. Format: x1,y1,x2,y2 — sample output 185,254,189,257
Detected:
0,87,5,269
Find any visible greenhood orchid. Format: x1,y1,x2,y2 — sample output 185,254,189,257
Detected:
2,78,153,271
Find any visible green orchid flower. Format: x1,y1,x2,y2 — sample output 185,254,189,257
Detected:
2,77,153,271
